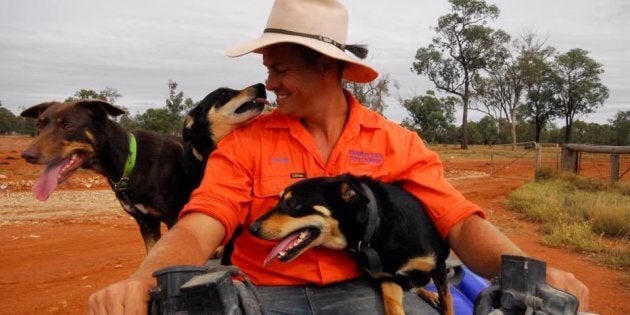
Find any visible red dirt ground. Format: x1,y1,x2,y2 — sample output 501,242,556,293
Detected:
0,135,627,314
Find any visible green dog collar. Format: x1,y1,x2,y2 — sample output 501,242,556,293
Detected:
112,133,136,191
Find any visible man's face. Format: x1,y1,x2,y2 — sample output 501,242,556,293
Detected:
262,44,325,117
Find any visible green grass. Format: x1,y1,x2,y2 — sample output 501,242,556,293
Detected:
505,174,630,270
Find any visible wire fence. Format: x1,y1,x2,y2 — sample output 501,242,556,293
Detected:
433,143,630,183
574,151,630,182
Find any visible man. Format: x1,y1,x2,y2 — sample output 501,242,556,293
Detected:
88,0,588,314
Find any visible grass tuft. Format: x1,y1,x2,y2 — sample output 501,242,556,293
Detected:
505,174,630,270
541,222,600,253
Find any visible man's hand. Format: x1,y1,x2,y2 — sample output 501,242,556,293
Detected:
87,213,226,314
547,267,590,312
448,215,590,312
87,277,154,315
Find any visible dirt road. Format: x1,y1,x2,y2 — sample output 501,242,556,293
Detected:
0,136,627,314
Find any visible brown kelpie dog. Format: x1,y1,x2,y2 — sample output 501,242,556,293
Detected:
21,83,267,253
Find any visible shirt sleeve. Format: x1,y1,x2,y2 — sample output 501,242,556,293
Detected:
179,131,254,244
397,132,486,238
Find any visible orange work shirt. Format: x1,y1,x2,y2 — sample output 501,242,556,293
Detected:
180,91,485,286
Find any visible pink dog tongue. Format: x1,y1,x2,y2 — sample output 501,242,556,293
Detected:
263,232,301,267
33,162,64,201
256,97,270,106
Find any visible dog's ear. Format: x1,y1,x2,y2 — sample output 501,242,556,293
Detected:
76,100,126,117
20,101,60,118
340,182,356,202
339,181,368,204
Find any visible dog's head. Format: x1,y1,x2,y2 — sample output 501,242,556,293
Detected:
20,100,125,201
183,83,268,161
249,175,371,266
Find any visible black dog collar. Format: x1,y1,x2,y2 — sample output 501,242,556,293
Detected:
354,183,383,274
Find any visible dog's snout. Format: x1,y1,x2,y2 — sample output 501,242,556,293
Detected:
254,83,266,93
21,148,39,164
249,221,261,236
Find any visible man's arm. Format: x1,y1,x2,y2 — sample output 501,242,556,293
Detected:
447,214,589,311
88,213,225,315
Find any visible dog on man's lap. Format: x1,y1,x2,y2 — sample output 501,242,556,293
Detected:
249,173,454,315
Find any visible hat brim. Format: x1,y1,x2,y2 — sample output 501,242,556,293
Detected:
226,33,378,83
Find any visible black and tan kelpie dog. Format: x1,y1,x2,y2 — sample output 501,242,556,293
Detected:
20,83,267,253
249,174,453,315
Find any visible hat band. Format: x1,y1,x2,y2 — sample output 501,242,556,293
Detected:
264,28,345,51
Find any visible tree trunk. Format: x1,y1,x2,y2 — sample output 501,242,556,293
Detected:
511,120,517,151
564,117,572,144
535,120,542,143
461,95,469,150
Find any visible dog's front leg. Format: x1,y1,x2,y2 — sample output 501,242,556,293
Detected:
380,281,405,315
134,215,161,253
429,266,454,315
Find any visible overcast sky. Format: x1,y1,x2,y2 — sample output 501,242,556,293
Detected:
1,0,628,125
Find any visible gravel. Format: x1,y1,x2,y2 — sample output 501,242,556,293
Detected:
0,189,124,224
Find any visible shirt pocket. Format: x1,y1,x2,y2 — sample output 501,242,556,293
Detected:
250,175,298,221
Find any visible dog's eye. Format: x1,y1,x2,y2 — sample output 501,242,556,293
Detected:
287,199,302,210
62,122,74,131
286,199,295,208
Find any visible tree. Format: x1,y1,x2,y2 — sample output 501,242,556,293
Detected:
344,74,396,114
567,121,614,145
117,106,139,131
159,80,196,135
401,90,456,143
552,48,609,143
99,87,122,104
135,108,173,134
166,80,195,118
134,80,196,134
65,87,121,104
476,34,541,149
518,35,557,143
411,0,510,149
476,115,500,145
610,110,630,145
0,102,17,134
0,102,35,135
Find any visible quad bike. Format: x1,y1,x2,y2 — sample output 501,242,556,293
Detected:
148,255,582,315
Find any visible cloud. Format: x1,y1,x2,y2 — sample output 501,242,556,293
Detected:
1,0,627,124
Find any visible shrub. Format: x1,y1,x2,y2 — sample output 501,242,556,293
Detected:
535,167,556,181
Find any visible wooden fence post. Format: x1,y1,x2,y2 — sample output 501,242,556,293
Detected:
611,153,620,183
560,146,578,174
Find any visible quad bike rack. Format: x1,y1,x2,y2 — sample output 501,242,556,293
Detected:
148,255,580,315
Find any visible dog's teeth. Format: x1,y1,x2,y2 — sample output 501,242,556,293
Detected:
299,231,308,240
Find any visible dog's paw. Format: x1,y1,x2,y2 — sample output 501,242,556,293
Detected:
416,287,440,308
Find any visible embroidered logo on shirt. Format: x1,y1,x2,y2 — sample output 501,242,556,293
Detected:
348,150,384,165
290,173,306,178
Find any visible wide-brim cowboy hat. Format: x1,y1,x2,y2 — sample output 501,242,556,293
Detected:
226,0,379,83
